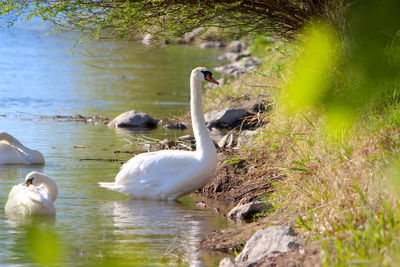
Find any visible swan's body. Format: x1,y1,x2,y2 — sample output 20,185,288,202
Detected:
0,132,44,165
5,172,57,216
100,67,219,200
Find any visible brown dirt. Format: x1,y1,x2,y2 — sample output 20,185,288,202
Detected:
198,150,322,266
254,242,321,267
200,220,267,252
200,151,284,204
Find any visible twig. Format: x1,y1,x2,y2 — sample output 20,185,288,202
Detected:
79,158,125,162
240,80,275,88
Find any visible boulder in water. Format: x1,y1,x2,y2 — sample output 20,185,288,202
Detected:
107,110,158,129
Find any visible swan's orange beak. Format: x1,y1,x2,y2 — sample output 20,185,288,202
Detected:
205,74,219,85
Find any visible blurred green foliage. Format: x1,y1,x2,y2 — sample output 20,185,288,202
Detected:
281,0,400,139
0,0,347,41
25,225,62,265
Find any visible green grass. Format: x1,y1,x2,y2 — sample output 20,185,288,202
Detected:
203,23,400,265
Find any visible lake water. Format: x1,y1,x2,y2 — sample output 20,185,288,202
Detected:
0,21,229,266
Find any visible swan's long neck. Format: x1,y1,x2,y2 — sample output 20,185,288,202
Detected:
0,132,30,152
0,132,44,164
190,76,216,158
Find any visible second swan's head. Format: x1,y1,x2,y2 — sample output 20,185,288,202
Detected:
192,67,219,85
24,171,58,200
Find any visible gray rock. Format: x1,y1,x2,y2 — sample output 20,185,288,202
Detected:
177,135,195,142
218,132,238,148
235,226,303,266
219,257,236,267
205,108,252,129
184,27,204,42
215,57,262,77
218,51,250,63
237,129,260,147
199,40,226,49
163,123,187,130
227,201,272,220
108,110,158,129
227,40,247,53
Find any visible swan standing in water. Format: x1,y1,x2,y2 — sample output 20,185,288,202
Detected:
5,171,58,216
99,67,219,200
0,132,44,165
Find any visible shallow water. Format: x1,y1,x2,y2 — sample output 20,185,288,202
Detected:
0,21,229,266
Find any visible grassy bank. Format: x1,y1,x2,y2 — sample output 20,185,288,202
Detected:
202,32,400,265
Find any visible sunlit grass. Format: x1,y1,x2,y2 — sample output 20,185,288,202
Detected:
203,12,400,264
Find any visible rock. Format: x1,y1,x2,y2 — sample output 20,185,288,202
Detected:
227,40,246,53
218,51,250,63
219,257,236,267
141,34,153,45
218,132,239,148
184,27,204,42
107,110,158,129
177,135,195,142
205,108,253,129
227,201,272,220
200,40,226,49
215,57,262,77
249,102,271,113
163,123,187,130
196,201,208,208
237,129,261,147
235,226,303,266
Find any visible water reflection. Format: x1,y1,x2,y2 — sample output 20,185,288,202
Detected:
5,213,56,228
104,200,207,266
0,20,226,267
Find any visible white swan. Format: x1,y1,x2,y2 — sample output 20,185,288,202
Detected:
99,67,219,200
5,171,58,216
0,132,44,165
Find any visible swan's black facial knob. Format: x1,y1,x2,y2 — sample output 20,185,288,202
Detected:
201,70,219,85
25,177,34,186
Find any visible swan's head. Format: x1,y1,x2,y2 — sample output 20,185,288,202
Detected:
25,171,52,187
24,171,58,200
191,67,219,85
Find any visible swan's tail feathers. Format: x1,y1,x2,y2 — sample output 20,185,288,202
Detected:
98,182,123,192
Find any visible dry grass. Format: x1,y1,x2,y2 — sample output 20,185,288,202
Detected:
203,40,400,264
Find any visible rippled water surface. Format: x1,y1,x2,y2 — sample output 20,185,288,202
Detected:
0,21,228,266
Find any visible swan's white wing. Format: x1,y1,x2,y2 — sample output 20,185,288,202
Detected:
115,150,199,186
25,185,54,208
5,184,55,215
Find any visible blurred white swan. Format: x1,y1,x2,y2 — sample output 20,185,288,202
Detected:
99,67,219,200
0,132,44,165
5,171,58,216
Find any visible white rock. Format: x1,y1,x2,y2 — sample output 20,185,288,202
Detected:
219,257,236,267
141,34,153,45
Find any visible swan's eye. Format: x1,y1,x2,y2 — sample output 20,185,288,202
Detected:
25,177,34,186
201,70,219,85
201,70,212,80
